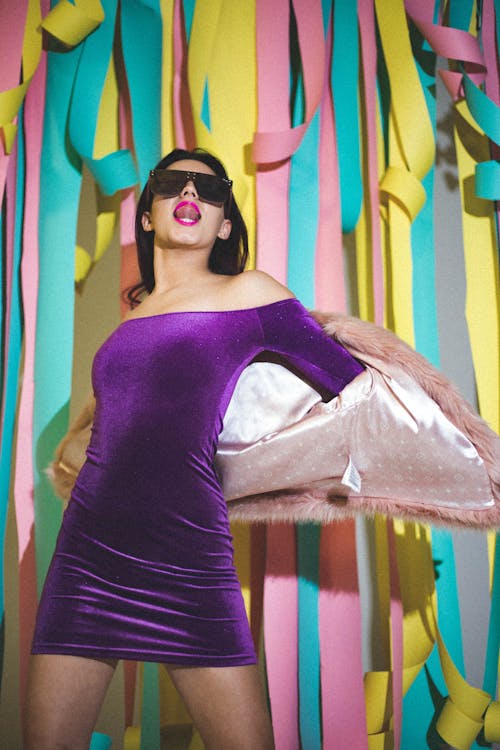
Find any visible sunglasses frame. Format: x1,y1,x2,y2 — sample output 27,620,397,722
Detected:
148,169,233,208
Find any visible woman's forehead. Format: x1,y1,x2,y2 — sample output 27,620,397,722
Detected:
167,159,216,176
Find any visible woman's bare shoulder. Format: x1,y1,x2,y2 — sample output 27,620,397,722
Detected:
229,270,295,307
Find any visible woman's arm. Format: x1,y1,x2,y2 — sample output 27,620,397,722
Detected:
49,393,95,503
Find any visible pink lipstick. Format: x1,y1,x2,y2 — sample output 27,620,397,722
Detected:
173,200,201,226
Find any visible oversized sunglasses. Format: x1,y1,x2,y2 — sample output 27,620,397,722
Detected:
148,169,233,207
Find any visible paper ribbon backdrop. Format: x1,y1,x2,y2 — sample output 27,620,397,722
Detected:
0,1,499,748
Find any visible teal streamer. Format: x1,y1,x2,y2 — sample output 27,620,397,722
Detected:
331,0,362,232
0,111,25,626
483,535,500,696
475,160,500,200
183,0,196,43
120,0,162,185
90,732,113,750
82,150,140,197
34,41,84,590
297,525,321,750
448,0,474,32
201,78,211,132
68,0,137,195
462,72,500,146
140,663,161,750
288,53,322,745
410,30,440,368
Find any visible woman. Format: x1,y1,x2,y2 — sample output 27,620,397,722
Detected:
24,148,364,749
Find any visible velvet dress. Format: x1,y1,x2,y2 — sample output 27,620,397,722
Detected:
32,299,364,666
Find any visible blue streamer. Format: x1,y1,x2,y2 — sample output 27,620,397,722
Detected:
68,0,137,195
120,0,162,185
34,41,84,590
0,108,25,623
449,0,474,32
331,0,362,232
288,53,323,746
483,535,500,696
183,0,196,43
140,663,161,750
297,525,321,750
90,732,113,750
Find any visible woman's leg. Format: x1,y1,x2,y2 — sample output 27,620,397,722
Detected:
166,663,275,750
23,654,117,750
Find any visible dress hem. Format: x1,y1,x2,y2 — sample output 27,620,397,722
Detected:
31,644,257,668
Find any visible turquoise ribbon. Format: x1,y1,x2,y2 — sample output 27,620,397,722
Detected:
34,39,84,590
287,47,323,742
0,112,25,628
183,0,196,42
475,160,500,201
140,663,161,750
483,534,500,697
331,0,362,232
68,0,137,195
462,71,500,145
120,0,162,184
448,0,474,32
90,732,113,749
297,525,321,750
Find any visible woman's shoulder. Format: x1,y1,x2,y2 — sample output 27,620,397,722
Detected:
228,270,295,308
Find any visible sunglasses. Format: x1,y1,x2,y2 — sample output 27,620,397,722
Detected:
148,169,233,207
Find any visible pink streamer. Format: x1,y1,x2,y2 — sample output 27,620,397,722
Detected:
263,525,299,750
388,522,403,750
404,0,486,100
254,0,290,279
319,522,368,749
316,22,367,746
253,0,325,164
358,0,384,325
314,16,345,311
0,2,28,204
172,0,194,149
1,141,17,436
12,0,50,707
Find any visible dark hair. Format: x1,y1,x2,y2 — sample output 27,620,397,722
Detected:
127,148,249,306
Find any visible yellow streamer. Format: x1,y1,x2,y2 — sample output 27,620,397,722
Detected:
188,0,257,266
75,47,121,282
365,519,438,743
453,100,500,432
374,0,434,180
188,0,257,613
0,0,41,153
40,0,104,48
435,629,500,748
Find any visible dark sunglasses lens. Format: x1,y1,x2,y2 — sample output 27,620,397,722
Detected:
193,174,229,204
150,171,185,197
149,170,230,204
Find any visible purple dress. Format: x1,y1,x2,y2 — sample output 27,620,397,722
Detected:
32,299,363,666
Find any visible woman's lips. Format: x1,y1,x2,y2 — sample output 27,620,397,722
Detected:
173,200,201,225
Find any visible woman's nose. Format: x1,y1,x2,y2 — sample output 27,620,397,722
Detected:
180,180,198,198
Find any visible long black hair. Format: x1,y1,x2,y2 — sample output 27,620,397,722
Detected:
127,148,249,306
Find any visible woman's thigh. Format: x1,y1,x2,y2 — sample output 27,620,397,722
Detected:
166,663,275,750
23,654,117,750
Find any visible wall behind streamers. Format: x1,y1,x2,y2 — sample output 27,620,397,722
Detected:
0,2,499,749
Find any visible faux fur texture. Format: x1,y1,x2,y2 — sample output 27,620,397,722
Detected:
49,312,500,529
228,313,500,529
